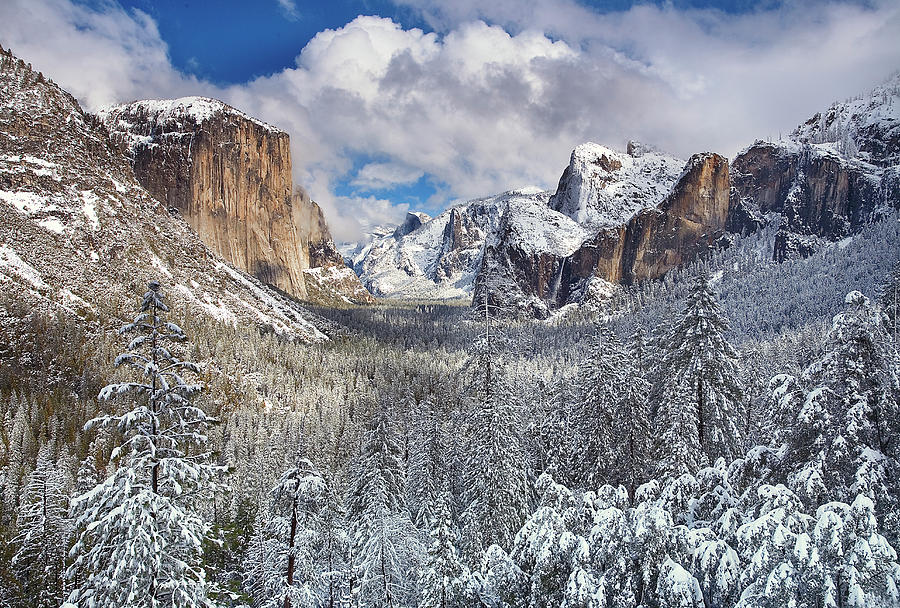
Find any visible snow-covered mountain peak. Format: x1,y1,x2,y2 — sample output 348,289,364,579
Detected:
98,96,282,152
550,141,684,228
792,71,900,166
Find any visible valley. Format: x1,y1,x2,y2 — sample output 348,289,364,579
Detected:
0,27,899,608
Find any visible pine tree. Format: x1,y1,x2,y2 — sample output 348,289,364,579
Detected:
248,457,328,608
575,324,651,496
787,291,900,510
11,444,70,608
461,294,529,556
418,495,471,608
654,275,745,475
878,261,899,344
813,496,900,608
64,282,222,608
346,399,420,607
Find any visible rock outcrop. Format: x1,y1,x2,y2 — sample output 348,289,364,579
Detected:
730,73,900,260
479,153,730,317
0,45,328,341
99,98,372,304
549,142,684,228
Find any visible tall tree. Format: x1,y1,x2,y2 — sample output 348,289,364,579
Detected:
461,291,529,557
786,291,900,512
245,458,328,608
64,282,222,608
346,399,420,607
574,324,650,496
654,275,745,475
418,495,471,608
11,444,70,608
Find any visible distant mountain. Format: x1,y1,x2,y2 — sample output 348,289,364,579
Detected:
346,73,900,317
345,192,542,300
0,45,329,340
730,72,900,260
98,96,373,305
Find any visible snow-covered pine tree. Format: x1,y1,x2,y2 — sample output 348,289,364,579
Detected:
247,457,328,608
346,398,420,607
461,289,529,557
64,281,222,608
10,444,70,608
786,291,900,512
574,324,650,496
654,274,745,475
880,262,899,344
812,495,900,608
406,398,446,531
418,494,471,608
245,509,283,608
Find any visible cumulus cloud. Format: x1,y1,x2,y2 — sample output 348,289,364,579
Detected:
0,0,205,109
2,0,900,242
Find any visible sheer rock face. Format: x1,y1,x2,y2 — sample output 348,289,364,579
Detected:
730,141,897,261
730,74,900,261
100,98,371,303
480,153,731,317
0,46,328,341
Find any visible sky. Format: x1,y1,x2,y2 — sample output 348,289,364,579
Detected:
1,0,899,242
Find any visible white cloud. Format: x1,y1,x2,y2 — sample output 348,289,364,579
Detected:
2,0,900,243
277,0,300,21
0,0,205,109
351,162,425,191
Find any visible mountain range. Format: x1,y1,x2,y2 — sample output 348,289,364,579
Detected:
345,73,899,317
1,41,897,331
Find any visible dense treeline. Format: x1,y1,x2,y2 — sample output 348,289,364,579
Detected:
0,219,898,607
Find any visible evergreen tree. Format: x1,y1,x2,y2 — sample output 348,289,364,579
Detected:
786,291,900,510
346,399,420,607
246,458,328,608
879,262,899,344
64,282,222,608
461,296,529,556
813,496,900,608
574,324,650,495
11,444,70,608
418,495,472,608
654,275,745,475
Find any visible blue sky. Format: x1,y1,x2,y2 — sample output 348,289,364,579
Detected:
119,0,767,85
116,0,421,85
1,0,898,240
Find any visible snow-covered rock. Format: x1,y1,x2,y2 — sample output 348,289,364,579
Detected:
731,73,900,261
550,141,684,228
99,96,372,305
0,45,329,341
348,189,553,300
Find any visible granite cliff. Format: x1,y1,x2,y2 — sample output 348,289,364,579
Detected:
477,152,730,317
730,73,900,260
99,98,373,304
0,45,328,341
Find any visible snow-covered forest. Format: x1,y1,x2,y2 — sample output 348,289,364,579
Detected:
0,218,899,608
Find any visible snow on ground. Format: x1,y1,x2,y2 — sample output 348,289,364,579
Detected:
80,190,100,230
0,244,49,290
